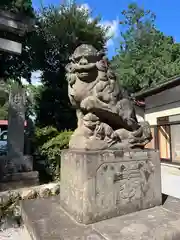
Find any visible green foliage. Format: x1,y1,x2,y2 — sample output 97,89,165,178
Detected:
34,127,72,181
0,80,21,120
35,126,59,149
0,81,9,119
25,84,43,119
0,80,41,120
40,130,72,160
0,102,8,120
31,3,107,130
0,0,34,17
0,0,35,83
111,3,180,93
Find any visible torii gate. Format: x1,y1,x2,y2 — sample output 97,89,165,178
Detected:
0,10,34,55
0,10,38,190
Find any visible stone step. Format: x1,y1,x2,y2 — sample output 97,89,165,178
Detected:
21,196,180,240
0,171,39,191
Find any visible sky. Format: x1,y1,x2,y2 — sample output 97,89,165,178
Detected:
29,0,180,85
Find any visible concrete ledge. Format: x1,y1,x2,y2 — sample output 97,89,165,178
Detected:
0,182,60,200
21,197,105,240
0,182,60,223
21,196,180,240
161,162,180,169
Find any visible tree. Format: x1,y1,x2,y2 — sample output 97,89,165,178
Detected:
111,3,180,93
0,84,9,120
25,84,43,120
0,0,34,17
31,3,108,130
0,0,35,82
0,80,39,120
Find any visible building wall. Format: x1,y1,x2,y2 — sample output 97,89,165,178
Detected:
134,105,145,122
141,82,180,197
144,85,180,125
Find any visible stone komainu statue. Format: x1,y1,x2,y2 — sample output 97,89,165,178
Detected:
66,44,152,150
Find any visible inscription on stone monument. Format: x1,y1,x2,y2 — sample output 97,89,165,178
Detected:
60,150,161,224
7,86,26,171
95,160,155,210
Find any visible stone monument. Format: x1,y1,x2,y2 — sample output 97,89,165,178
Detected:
8,85,25,160
0,85,39,191
60,44,161,224
0,10,38,190
7,84,34,171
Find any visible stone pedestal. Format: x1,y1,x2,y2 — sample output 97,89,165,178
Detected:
0,171,39,191
60,149,161,224
0,155,39,191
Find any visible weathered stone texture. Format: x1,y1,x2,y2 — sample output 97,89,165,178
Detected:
0,86,39,190
66,44,152,150
21,196,180,240
94,205,180,240
0,171,39,191
60,149,161,224
8,87,25,160
21,197,106,240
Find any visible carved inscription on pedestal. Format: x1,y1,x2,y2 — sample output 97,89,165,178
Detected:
60,149,161,224
95,159,155,210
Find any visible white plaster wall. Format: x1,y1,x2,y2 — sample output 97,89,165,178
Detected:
144,85,180,125
145,102,180,125
135,105,145,122
161,163,180,199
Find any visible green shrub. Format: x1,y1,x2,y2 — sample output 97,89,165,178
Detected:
41,130,72,159
34,127,72,181
41,130,73,181
34,126,59,151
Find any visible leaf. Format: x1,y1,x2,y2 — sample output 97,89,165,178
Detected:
111,3,180,93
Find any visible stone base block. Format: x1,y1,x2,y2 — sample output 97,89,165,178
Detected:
60,149,161,224
21,196,180,240
0,171,39,191
0,154,34,176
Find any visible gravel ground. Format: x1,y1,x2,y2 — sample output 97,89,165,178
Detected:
0,226,31,240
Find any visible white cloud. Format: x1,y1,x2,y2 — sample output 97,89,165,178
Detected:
76,3,120,47
77,3,90,12
106,39,114,47
21,77,28,85
77,3,93,22
100,18,119,47
21,70,42,86
102,19,119,38
31,70,42,86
